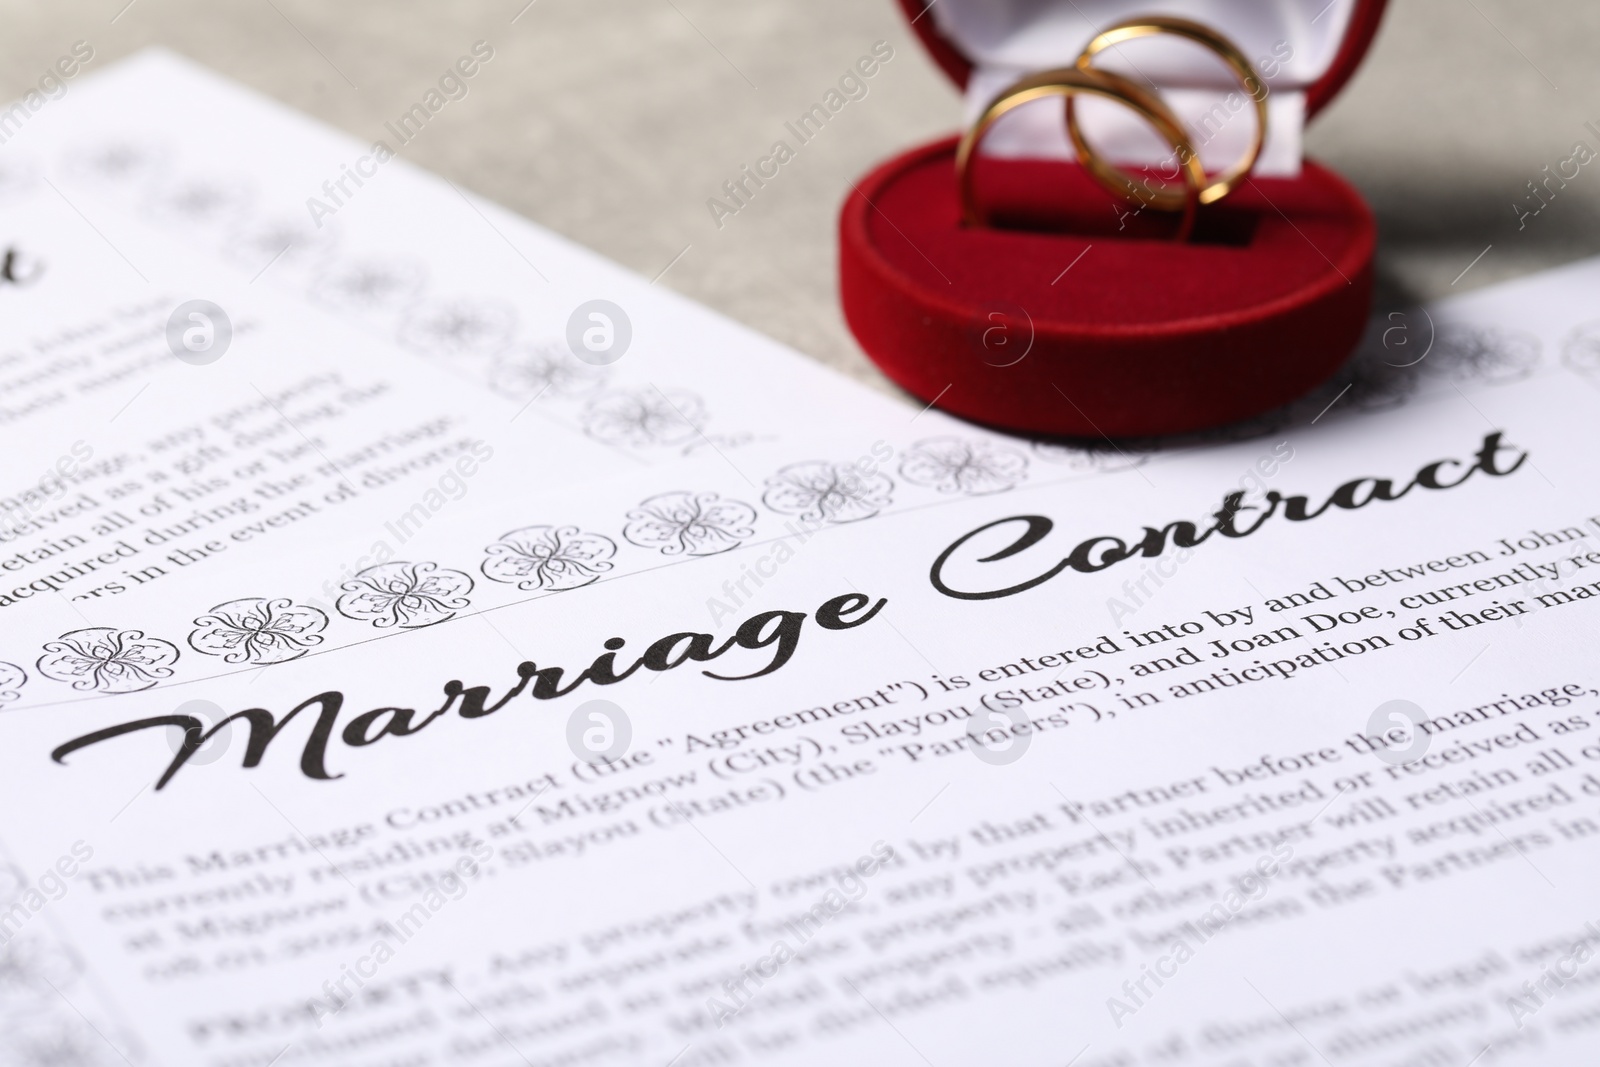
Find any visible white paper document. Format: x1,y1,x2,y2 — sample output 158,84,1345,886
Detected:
3,239,1600,1067
0,49,932,611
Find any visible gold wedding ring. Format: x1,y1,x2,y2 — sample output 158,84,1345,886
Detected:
956,66,1205,240
1069,17,1268,209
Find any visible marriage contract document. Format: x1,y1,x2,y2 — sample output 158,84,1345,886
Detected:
1,236,1599,1067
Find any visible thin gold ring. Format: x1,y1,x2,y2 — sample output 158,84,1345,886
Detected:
956,66,1205,240
1069,17,1268,209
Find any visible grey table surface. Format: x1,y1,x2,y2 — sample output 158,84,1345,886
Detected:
3,0,1596,397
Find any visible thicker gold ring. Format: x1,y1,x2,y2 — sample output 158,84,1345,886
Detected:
1069,17,1268,209
956,66,1205,240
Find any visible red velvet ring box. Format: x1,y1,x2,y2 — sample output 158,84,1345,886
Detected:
840,0,1388,437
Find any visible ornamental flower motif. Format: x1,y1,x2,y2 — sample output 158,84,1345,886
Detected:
146,177,251,228
36,629,179,694
0,934,81,997
583,388,704,447
1562,319,1600,379
1428,324,1540,384
1327,322,1421,414
336,562,474,629
4,1020,110,1067
1336,348,1418,413
397,299,517,357
0,661,25,705
188,598,329,665
623,492,758,557
64,141,164,185
762,461,894,524
490,342,608,401
482,526,616,591
225,214,337,271
310,258,426,311
899,437,1028,496
1030,441,1149,471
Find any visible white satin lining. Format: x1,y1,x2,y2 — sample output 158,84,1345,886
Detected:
934,0,1358,175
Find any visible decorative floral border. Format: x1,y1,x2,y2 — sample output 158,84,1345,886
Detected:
16,434,1108,702
48,138,741,459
